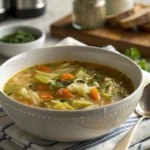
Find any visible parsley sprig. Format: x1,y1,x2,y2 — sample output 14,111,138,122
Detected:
124,48,150,72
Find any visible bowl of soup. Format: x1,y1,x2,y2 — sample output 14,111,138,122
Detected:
0,46,144,142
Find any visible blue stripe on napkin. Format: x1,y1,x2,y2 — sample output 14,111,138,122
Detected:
64,117,140,150
2,123,15,132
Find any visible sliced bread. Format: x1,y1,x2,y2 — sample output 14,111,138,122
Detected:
106,3,144,25
106,8,135,25
140,22,150,31
120,8,150,29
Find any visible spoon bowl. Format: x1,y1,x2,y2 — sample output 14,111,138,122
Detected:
138,84,150,116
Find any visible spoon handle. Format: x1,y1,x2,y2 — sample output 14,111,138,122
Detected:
113,116,146,150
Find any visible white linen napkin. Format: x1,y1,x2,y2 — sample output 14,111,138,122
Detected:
0,37,150,150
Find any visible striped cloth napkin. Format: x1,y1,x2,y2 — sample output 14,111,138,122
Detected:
0,37,150,150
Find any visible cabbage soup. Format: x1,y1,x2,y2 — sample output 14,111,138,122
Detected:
3,61,134,110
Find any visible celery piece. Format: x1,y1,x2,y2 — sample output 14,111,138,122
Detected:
36,70,59,78
71,100,92,109
4,84,23,93
35,74,50,84
52,66,79,74
51,100,61,105
101,93,113,99
54,103,75,110
55,63,71,69
75,69,89,79
35,70,59,84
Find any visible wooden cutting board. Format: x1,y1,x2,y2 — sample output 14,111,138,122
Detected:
50,14,150,58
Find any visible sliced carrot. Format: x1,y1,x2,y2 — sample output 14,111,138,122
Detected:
60,73,74,82
36,84,49,91
36,65,51,73
56,88,73,99
37,91,53,101
89,88,100,101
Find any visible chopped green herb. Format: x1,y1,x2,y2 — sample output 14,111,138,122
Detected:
28,84,36,88
98,87,104,92
137,59,150,72
8,93,12,96
60,99,70,103
94,74,101,81
124,47,140,60
49,82,65,89
0,30,36,43
124,48,150,72
76,79,86,83
62,79,74,86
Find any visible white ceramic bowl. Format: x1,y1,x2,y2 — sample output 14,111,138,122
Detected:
0,25,45,57
0,46,145,142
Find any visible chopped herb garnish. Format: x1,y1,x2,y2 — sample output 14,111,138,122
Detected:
60,99,70,103
94,74,101,81
98,87,104,92
76,80,86,83
62,79,74,86
8,93,12,96
28,84,36,88
0,30,36,43
50,82,65,89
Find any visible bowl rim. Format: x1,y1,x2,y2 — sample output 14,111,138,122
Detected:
0,45,144,113
0,25,45,46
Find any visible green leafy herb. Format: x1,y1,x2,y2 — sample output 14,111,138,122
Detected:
49,82,65,89
137,59,150,72
97,87,104,92
124,48,150,72
94,74,101,81
7,93,12,96
124,47,140,60
28,84,36,88
62,79,74,86
60,99,70,103
0,30,36,43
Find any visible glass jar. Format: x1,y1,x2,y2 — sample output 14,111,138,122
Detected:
72,0,106,30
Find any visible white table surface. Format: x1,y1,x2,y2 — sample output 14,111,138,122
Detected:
0,0,149,47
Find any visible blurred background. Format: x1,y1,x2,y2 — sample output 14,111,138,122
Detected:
0,0,149,46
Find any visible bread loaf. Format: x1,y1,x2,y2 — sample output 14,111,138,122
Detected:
106,8,135,25
120,8,150,29
106,4,144,25
140,22,150,31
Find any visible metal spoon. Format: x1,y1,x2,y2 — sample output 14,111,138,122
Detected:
113,83,150,150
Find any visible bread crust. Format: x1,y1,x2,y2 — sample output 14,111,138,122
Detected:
120,8,150,29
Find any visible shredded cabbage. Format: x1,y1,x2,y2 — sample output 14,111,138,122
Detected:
16,88,30,98
28,90,43,105
67,82,92,97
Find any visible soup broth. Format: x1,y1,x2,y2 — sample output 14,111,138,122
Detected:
4,61,134,110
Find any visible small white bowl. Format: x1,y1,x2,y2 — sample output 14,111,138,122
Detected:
0,25,45,57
